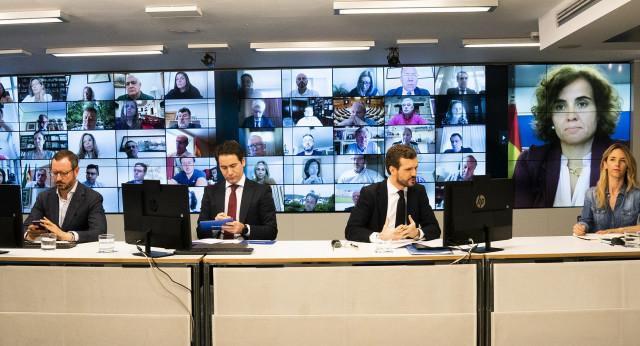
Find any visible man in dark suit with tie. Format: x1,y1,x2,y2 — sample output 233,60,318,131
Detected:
23,150,107,243
196,140,278,240
446,71,476,95
344,145,440,243
241,99,275,128
385,67,431,96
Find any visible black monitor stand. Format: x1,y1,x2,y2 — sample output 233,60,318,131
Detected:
473,225,504,253
133,230,174,258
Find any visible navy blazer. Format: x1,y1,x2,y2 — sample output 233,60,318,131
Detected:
385,86,430,96
446,87,476,95
345,179,440,242
242,116,275,128
196,178,278,240
23,183,107,243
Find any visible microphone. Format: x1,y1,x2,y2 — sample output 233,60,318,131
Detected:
331,239,342,249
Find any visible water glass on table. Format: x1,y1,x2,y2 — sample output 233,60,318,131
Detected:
98,234,115,253
40,233,57,251
375,236,392,253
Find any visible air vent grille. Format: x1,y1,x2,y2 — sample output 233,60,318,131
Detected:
556,0,599,26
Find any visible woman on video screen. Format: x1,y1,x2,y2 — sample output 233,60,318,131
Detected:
115,100,141,130
77,133,100,159
442,100,468,125
514,64,626,208
347,70,378,97
252,161,276,185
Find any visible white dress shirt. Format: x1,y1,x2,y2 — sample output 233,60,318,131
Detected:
223,175,250,239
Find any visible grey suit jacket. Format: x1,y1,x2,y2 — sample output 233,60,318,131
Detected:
23,182,107,243
196,178,278,240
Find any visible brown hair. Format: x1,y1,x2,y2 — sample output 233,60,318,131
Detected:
531,64,621,143
385,144,417,174
52,149,79,170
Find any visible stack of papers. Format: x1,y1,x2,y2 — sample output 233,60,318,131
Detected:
573,233,622,240
405,245,453,255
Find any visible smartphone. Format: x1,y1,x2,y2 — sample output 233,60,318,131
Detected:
31,220,44,230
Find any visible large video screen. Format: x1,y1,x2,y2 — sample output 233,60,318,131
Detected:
0,72,216,213
236,66,488,212
2,63,628,214
508,63,631,208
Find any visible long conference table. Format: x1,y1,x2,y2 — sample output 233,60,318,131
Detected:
2,236,640,346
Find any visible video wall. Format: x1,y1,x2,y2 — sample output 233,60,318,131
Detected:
0,63,630,213
508,63,631,209
0,72,216,213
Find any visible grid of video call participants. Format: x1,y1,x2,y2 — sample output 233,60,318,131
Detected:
7,65,628,213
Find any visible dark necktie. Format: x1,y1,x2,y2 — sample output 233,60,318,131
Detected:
255,118,260,127
224,184,238,239
395,190,406,227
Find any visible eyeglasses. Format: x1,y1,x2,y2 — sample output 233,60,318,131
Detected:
50,169,73,178
125,81,139,86
248,144,264,149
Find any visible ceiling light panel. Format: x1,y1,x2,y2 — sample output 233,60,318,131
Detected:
46,45,166,57
0,10,68,25
334,0,498,14
250,41,374,52
146,6,202,18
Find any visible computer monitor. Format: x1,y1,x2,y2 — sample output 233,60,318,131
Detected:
122,180,192,257
443,175,513,253
0,185,23,248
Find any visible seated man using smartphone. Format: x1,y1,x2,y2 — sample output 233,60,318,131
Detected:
23,150,107,243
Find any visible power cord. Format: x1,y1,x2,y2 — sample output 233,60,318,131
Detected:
450,241,478,265
137,244,194,342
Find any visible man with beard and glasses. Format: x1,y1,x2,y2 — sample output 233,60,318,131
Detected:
344,145,440,243
23,150,107,243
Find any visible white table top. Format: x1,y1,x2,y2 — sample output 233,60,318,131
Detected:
3,237,638,264
483,236,640,259
0,241,202,263
203,239,470,263
203,236,640,263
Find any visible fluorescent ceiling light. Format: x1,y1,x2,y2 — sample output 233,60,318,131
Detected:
0,10,68,25
0,49,31,57
334,0,497,14
187,43,230,50
146,6,202,18
462,38,540,48
46,45,166,57
397,39,438,46
251,41,374,52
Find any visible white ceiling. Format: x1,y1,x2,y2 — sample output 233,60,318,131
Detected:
1,0,640,74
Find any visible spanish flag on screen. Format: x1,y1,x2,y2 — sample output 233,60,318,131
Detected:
508,103,522,178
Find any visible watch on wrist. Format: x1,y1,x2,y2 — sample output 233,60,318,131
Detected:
241,225,249,235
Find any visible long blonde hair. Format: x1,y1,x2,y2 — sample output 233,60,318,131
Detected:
595,143,638,208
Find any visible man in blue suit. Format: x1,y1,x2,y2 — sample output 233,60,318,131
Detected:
241,99,275,128
23,150,107,243
385,67,431,96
